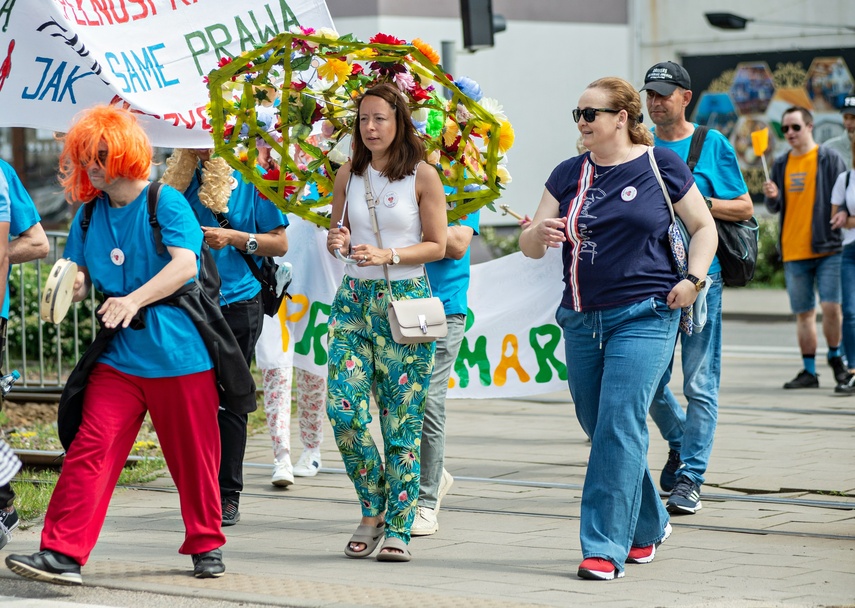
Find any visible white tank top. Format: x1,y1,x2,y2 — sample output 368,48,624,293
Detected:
346,164,424,281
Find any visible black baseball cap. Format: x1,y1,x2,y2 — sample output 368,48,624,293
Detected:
640,61,692,95
842,96,855,116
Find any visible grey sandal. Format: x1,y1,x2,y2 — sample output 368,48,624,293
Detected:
376,536,412,562
344,521,385,558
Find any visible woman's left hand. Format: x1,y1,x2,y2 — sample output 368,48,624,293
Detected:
98,295,140,329
667,280,699,310
350,244,383,266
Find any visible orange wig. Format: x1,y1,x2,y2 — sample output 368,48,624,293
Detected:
58,105,153,203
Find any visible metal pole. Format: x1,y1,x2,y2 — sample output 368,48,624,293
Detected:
441,40,455,100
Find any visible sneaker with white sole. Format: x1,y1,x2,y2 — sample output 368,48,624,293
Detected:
437,468,454,509
577,557,624,580
410,506,439,536
0,507,19,550
271,460,295,487
293,449,321,477
626,522,672,564
5,550,82,585
667,477,703,514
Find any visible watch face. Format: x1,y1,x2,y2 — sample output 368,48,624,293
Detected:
392,254,401,264
246,237,258,253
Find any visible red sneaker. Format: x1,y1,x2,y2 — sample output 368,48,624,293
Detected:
577,557,624,580
627,522,672,564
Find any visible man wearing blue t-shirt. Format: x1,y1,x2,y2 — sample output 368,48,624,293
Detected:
0,160,47,550
168,149,288,527
410,211,479,536
0,161,17,550
642,62,753,515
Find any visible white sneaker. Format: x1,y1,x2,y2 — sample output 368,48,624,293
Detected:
436,468,454,510
293,449,321,477
271,460,294,487
410,506,438,536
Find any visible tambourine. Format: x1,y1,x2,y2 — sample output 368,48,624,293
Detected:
40,258,78,324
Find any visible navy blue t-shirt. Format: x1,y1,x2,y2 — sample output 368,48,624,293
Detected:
545,147,694,311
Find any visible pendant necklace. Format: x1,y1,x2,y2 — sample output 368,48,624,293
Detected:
368,165,394,207
592,145,633,180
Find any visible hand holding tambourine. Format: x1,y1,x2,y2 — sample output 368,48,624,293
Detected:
40,258,78,324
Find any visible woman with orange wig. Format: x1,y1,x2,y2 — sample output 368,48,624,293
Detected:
4,106,227,584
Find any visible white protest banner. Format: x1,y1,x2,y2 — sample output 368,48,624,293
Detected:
269,215,569,399
0,0,334,146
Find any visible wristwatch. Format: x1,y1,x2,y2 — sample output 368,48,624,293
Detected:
390,248,401,265
686,274,706,292
245,234,259,254
704,196,713,210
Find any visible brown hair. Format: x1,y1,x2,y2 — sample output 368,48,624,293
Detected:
783,106,813,126
587,77,653,146
58,105,152,203
350,83,425,182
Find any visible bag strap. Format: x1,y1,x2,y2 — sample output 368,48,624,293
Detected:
647,147,675,221
361,173,431,302
213,211,265,284
686,126,710,173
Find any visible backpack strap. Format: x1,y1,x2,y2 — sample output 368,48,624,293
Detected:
81,198,96,238
147,182,164,255
687,125,710,173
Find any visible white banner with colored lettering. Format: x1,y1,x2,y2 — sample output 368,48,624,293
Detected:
259,216,568,399
0,0,334,146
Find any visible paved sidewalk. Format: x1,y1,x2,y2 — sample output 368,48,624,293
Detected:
2,289,853,607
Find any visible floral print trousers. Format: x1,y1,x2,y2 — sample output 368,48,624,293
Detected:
263,367,326,465
326,275,435,543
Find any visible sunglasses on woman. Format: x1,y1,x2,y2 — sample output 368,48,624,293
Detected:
573,107,620,123
781,124,803,133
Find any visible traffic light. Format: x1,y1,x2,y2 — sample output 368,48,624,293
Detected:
461,0,506,51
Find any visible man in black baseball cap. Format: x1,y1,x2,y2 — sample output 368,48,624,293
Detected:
825,96,855,167
640,61,692,96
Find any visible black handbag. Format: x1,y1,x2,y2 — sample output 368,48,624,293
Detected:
687,126,759,287
214,212,289,317
715,217,759,287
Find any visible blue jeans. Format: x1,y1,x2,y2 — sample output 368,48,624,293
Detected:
419,314,466,508
556,297,677,571
649,273,723,487
840,244,855,364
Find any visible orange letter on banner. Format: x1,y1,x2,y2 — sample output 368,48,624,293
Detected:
493,334,531,386
279,294,309,351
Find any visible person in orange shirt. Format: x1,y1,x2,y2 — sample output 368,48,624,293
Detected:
764,106,847,389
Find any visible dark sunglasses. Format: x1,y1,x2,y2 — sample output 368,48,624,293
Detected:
781,124,803,133
572,107,619,123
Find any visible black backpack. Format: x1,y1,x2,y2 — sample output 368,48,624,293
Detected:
81,182,222,302
687,127,759,287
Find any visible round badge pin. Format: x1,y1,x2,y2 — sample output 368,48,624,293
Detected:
110,248,125,266
621,186,637,201
383,192,398,208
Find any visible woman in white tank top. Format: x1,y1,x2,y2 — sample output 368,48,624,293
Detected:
325,84,447,562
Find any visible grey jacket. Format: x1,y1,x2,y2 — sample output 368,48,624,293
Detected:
765,145,847,256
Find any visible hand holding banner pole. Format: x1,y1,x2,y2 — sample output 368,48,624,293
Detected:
751,128,770,182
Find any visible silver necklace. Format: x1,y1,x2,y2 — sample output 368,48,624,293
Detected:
591,145,633,180
367,166,392,204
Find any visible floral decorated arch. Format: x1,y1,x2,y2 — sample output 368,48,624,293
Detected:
205,28,513,228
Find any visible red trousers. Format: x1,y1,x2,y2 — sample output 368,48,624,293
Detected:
41,364,225,565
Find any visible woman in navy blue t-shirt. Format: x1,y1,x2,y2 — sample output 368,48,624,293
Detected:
520,77,717,580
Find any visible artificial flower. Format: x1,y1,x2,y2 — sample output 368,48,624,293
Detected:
496,165,512,185
497,119,515,154
411,38,440,64
479,96,507,120
394,71,416,92
442,118,460,148
348,48,377,61
350,63,364,76
410,82,431,101
370,32,405,45
454,76,482,101
315,27,340,40
217,56,233,68
317,57,351,86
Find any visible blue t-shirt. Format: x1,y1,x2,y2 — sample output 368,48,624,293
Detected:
426,210,480,316
0,160,36,319
653,126,749,274
184,169,287,305
64,184,212,378
546,147,694,312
